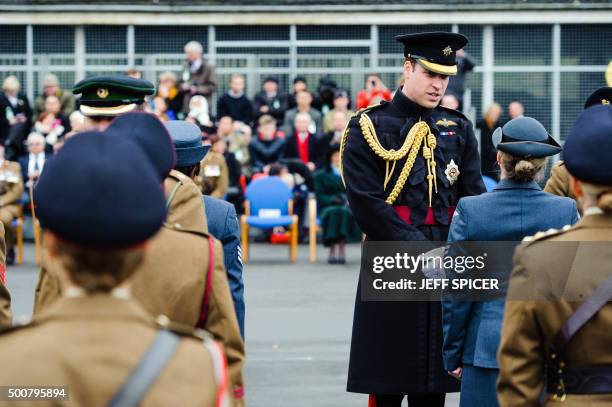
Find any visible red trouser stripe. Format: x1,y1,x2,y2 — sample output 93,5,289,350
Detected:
368,394,377,407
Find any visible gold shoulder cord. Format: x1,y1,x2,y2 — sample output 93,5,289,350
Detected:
340,112,438,206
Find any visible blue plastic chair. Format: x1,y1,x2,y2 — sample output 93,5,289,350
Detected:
482,175,498,192
240,177,299,263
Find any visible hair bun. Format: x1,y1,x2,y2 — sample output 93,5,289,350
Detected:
514,160,536,177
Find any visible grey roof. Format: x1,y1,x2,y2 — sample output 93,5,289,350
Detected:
1,0,611,12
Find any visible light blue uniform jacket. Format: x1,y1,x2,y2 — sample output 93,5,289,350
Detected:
442,179,579,370
203,195,245,338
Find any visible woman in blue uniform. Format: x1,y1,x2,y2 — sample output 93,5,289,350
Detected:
441,116,580,406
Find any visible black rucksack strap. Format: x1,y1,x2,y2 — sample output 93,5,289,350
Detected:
107,330,181,407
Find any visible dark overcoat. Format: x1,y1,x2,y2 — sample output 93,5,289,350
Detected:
342,89,486,395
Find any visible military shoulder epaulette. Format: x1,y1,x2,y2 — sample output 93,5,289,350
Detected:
355,101,388,117
522,224,573,244
437,105,469,121
163,221,211,239
155,315,214,342
167,169,187,182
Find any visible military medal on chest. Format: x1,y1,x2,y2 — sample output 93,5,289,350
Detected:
445,159,460,185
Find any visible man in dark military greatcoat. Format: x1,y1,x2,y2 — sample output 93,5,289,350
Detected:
341,32,486,406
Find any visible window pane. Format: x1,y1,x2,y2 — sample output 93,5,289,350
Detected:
135,26,208,54
34,26,74,54
560,72,607,141
494,25,551,65
561,24,612,66
85,26,126,54
297,25,370,40
494,72,551,130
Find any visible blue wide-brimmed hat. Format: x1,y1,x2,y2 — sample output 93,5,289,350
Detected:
164,120,210,167
105,112,176,180
34,132,166,246
492,116,561,158
564,104,612,185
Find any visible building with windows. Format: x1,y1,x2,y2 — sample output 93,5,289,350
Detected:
1,0,611,143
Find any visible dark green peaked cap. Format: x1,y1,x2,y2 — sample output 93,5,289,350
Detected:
72,75,155,116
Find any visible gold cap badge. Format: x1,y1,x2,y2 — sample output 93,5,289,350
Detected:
603,99,610,105
443,46,453,57
97,88,109,98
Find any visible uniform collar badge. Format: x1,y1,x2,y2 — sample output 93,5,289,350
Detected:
443,46,453,56
445,159,460,185
436,118,458,127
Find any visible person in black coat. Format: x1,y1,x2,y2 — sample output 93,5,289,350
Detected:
342,32,486,407
1,76,33,160
312,76,337,115
248,115,286,174
252,77,287,124
217,74,253,125
476,103,503,181
211,133,244,214
282,112,322,170
286,76,308,110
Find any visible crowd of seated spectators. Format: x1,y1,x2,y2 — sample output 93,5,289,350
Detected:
0,41,396,255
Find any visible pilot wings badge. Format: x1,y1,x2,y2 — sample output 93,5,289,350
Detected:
436,118,458,127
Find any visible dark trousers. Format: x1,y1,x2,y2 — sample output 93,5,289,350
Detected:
369,393,446,407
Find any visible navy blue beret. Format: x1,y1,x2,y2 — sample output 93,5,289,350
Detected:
564,104,612,185
106,112,176,180
584,87,612,109
492,116,561,158
34,132,166,246
164,121,210,167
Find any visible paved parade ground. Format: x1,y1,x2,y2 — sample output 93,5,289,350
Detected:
7,243,459,407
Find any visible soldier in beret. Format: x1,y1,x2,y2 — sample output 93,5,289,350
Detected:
33,113,245,406
0,281,10,330
0,145,11,328
0,143,23,265
545,86,612,206
166,120,245,338
0,227,8,329
0,133,229,406
498,104,612,406
342,32,486,406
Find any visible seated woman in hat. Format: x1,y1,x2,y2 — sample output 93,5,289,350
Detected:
313,145,361,264
441,117,579,406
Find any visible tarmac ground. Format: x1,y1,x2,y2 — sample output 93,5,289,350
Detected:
7,242,459,407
